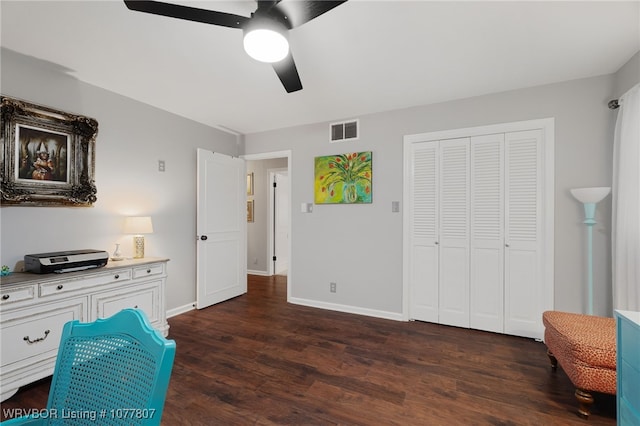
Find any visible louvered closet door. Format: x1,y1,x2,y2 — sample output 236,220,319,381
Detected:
438,138,470,328
504,130,542,338
408,141,439,323
470,134,505,333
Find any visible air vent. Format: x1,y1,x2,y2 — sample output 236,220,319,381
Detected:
330,119,359,143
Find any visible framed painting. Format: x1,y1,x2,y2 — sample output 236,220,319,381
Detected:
314,151,372,204
247,199,254,222
247,172,254,196
1,96,99,206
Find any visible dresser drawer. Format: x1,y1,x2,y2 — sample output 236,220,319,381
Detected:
620,319,640,363
132,263,164,279
40,269,132,297
1,298,86,368
0,286,35,305
92,281,160,325
620,398,640,426
621,359,640,413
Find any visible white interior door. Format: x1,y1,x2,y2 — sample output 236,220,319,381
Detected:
196,149,247,309
470,134,505,333
504,130,543,338
438,138,470,328
274,171,289,275
408,141,440,322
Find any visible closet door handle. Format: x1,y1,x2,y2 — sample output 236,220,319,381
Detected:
505,243,510,247
434,241,439,245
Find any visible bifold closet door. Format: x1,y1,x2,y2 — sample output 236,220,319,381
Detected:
408,138,470,328
438,138,470,328
408,141,439,323
406,120,551,339
470,134,505,333
504,129,543,338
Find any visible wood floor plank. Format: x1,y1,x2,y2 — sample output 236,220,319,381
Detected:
1,274,616,425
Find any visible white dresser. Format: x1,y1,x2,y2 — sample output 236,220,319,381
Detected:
0,257,169,402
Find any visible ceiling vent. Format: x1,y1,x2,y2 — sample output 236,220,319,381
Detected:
330,119,359,143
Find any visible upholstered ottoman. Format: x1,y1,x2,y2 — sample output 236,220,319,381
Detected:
542,311,616,419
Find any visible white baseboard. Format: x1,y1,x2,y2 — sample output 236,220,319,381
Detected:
288,297,404,322
167,303,195,318
247,269,270,276
166,296,404,323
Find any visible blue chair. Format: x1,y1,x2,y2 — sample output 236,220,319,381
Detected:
1,309,176,425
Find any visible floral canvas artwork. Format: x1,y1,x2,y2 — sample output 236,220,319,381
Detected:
314,152,372,204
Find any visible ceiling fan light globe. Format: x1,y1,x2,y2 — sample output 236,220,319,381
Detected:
243,29,289,63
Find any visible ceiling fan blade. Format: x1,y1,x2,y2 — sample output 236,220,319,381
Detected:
256,0,280,13
272,53,303,93
124,1,249,29
274,1,347,29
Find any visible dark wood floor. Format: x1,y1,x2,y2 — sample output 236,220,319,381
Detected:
2,275,616,425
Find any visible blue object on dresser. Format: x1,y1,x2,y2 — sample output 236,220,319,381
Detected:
616,310,640,426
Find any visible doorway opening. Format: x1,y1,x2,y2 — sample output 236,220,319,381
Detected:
243,150,292,301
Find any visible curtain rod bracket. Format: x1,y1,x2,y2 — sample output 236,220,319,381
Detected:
608,99,619,110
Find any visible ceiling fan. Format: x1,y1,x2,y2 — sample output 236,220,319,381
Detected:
123,0,348,93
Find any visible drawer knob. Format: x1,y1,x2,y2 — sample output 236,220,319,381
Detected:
147,269,151,274
114,274,120,279
24,329,50,344
57,285,64,290
2,294,9,300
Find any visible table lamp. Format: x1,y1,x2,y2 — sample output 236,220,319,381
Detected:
123,216,154,259
570,187,611,315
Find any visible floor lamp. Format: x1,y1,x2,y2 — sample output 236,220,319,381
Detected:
570,187,611,315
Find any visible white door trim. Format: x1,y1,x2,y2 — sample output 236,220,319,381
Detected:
242,151,292,301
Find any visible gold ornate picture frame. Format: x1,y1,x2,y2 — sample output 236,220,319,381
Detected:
247,199,254,223
1,96,99,207
247,172,254,196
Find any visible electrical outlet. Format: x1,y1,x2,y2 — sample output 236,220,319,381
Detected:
330,282,337,293
158,160,165,172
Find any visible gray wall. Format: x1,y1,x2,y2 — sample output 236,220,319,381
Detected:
613,51,640,98
0,48,239,313
244,73,623,318
246,158,288,274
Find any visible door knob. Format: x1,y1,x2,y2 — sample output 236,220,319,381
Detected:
200,235,208,241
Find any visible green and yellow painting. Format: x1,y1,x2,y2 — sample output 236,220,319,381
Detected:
314,152,372,204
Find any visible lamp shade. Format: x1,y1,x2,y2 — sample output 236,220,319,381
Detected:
570,187,611,204
123,216,154,234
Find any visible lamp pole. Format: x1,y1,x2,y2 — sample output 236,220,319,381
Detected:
582,202,597,315
570,187,610,316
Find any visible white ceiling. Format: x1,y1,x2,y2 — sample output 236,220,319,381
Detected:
1,1,639,135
